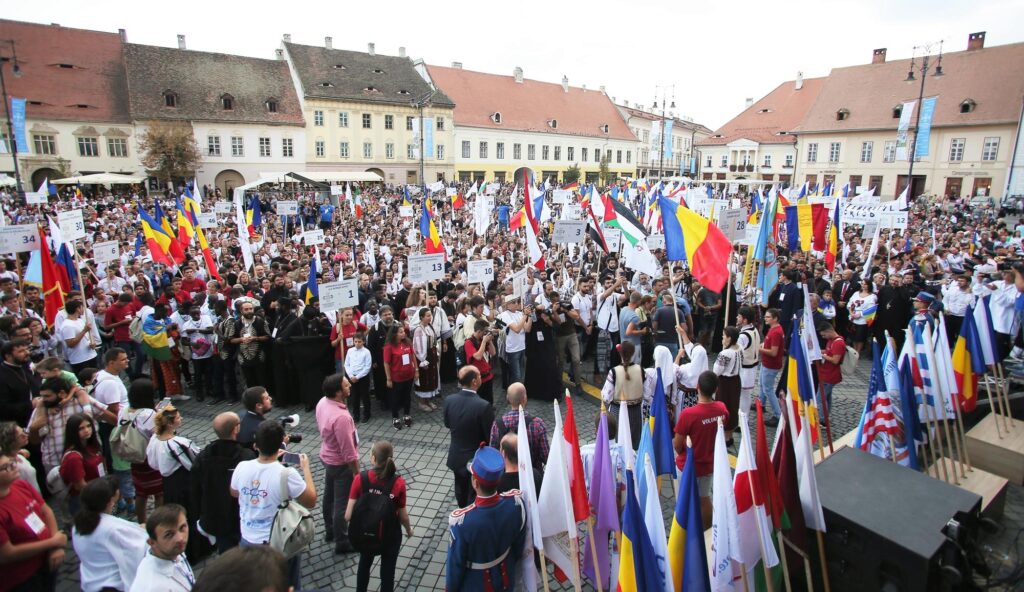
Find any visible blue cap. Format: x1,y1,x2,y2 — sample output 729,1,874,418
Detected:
470,445,504,485
915,291,935,304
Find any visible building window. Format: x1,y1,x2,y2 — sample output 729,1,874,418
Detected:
437,117,445,131
314,110,324,126
828,142,841,163
437,145,445,160
265,99,278,113
892,106,902,119
282,138,293,157
960,99,976,114
606,149,612,162
77,136,99,157
107,138,128,158
528,144,536,160
883,140,896,162
362,113,372,129
404,116,415,131
163,91,177,108
315,140,325,157
949,138,965,162
567,147,574,161
705,155,712,167
849,175,862,191
554,146,561,161
513,143,522,159
385,115,394,130
340,142,349,158
720,155,728,167
806,143,818,163
869,175,883,192
616,150,622,164
258,137,271,157
542,146,549,160
221,95,234,110
582,147,590,162
626,151,631,164
363,142,373,159
836,109,849,121
407,144,415,159
860,141,873,163
461,141,471,159
496,142,505,159
784,154,793,167
763,154,772,167
386,143,395,159
338,112,349,127
207,136,220,157
742,153,751,166
0,133,8,153
231,136,244,157
479,142,488,159
982,137,1000,161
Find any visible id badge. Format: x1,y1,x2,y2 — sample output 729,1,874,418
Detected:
401,353,410,365
24,511,45,535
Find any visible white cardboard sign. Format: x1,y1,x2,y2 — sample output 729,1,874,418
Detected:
0,225,41,253
552,190,573,205
467,259,495,285
92,240,120,264
717,208,746,242
552,220,587,244
303,229,325,246
278,200,299,215
58,209,86,241
603,228,622,252
330,185,343,196
399,206,414,218
214,201,233,214
407,253,445,283
24,191,47,205
319,279,359,312
646,233,665,250
197,213,217,229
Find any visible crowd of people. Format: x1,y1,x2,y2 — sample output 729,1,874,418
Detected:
0,177,1021,591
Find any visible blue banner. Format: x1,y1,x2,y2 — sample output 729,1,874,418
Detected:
424,117,435,158
915,96,937,159
662,119,674,160
11,98,27,154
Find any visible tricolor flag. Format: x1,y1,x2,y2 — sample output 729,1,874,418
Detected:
952,305,985,412
668,442,711,592
786,322,819,444
245,195,262,238
784,203,827,252
175,196,195,249
618,461,663,591
561,181,579,192
451,191,466,209
562,394,591,522
658,196,732,292
189,203,222,283
154,200,186,264
141,314,171,361
523,183,546,269
825,198,841,272
39,226,66,328
138,206,176,267
304,251,319,304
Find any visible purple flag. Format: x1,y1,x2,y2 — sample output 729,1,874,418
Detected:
583,409,619,588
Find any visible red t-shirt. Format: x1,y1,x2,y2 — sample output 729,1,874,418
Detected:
761,325,785,370
464,337,493,383
104,302,134,342
179,278,207,295
674,400,729,476
820,337,845,385
383,342,416,382
0,480,53,588
60,446,105,497
330,321,367,360
349,471,407,515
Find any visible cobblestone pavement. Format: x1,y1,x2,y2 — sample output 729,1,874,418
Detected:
55,356,1022,591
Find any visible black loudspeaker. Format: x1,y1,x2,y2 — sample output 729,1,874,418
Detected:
814,447,981,592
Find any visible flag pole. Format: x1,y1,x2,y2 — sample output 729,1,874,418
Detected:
995,363,1016,428
739,413,775,592
943,392,967,480
723,250,734,331
989,365,1011,432
739,563,751,592
887,433,898,463
537,549,552,592
801,405,831,592
781,534,811,592
981,377,1004,439
776,531,793,592
921,386,951,482
937,402,960,486
585,517,603,592
667,261,683,351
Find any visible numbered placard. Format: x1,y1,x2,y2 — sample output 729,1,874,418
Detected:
646,234,665,250
446,187,458,197
552,190,573,205
318,278,359,313
197,213,217,229
330,185,343,196
603,228,622,252
0,224,41,253
510,268,529,299
717,208,746,242
278,200,299,216
214,201,233,214
561,204,582,220
24,191,47,205
57,209,86,241
552,220,587,244
408,253,446,283
92,240,120,264
399,206,414,218
467,259,495,285
303,229,325,246
861,220,880,238
882,211,908,230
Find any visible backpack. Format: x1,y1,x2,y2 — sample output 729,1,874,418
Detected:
129,315,145,343
269,467,315,559
840,343,859,375
347,470,399,554
110,411,149,464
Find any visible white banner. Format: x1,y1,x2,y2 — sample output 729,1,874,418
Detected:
467,259,495,285
57,209,86,241
319,279,359,313
24,191,47,205
278,200,298,215
552,220,587,244
214,201,233,214
552,190,573,205
603,228,622,252
894,100,916,162
197,213,217,229
0,224,41,253
646,233,665,250
842,202,906,224
303,229,325,245
408,253,445,283
92,240,120,264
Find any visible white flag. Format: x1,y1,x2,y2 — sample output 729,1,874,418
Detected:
517,406,542,591
641,456,673,592
233,189,254,272
536,401,579,586
734,413,779,572
711,423,741,591
789,403,826,531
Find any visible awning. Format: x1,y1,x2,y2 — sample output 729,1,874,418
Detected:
52,172,147,185
258,171,383,183
0,174,17,187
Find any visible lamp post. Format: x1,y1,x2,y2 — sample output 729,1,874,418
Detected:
0,40,24,198
904,41,944,200
652,85,675,181
412,88,438,185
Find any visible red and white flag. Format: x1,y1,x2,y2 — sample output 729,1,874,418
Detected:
523,182,546,269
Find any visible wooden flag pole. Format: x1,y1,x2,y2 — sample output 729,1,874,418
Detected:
945,397,968,479
777,531,793,592
952,396,973,471
982,377,1004,439
937,406,960,485
568,535,583,592
739,563,751,592
801,405,831,592
585,517,604,592
989,365,1012,432
14,254,26,316
887,433,898,463
994,364,1016,429
538,549,552,592
781,534,811,592
919,383,950,482
667,262,684,351
739,416,775,592
723,251,735,330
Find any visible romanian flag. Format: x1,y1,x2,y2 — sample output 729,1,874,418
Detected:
175,196,195,249
189,204,222,283
420,198,444,254
153,201,185,264
39,226,66,328
74,183,83,199
658,196,732,292
861,304,877,326
183,185,202,216
618,469,663,592
951,305,985,412
451,191,466,209
784,203,827,251
667,442,711,592
141,314,171,361
304,253,319,304
402,186,412,207
787,321,819,444
825,198,841,272
138,206,176,267
245,195,262,237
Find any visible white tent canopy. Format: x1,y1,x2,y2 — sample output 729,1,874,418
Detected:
257,171,383,183
52,172,147,185
0,174,17,187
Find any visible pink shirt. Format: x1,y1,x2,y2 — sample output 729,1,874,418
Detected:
315,397,359,466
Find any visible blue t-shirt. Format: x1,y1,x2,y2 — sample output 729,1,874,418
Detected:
497,205,510,223
619,307,642,349
319,204,335,223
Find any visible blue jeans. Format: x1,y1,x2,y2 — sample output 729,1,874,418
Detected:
657,341,679,360
821,383,835,418
758,365,783,418
505,350,525,384
241,539,301,589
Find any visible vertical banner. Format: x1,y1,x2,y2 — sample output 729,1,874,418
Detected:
411,118,421,159
424,117,435,158
649,120,661,155
10,98,27,155
662,119,674,161
914,96,937,159
894,100,916,161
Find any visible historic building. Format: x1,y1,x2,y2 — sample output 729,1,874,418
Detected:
282,37,456,184
615,102,712,179
423,63,637,184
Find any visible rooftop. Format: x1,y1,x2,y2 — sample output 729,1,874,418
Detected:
698,76,826,146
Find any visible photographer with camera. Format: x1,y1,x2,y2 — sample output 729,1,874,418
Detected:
497,296,528,386
237,387,300,451
552,295,585,396
464,320,498,404
594,270,629,385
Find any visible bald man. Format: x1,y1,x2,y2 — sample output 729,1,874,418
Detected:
191,411,256,552
497,433,542,494
443,366,495,507
488,383,549,470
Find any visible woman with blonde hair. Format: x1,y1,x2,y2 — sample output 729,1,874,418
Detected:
146,405,199,509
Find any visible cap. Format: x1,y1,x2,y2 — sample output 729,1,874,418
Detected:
469,445,504,486
915,291,936,304
503,294,519,304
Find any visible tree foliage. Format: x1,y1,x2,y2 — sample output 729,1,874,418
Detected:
563,164,581,184
138,122,202,185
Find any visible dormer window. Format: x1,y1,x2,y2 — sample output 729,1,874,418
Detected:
396,89,410,96
163,91,178,108
892,105,902,119
372,68,385,74
57,63,74,69
491,112,502,124
333,64,346,69
221,94,234,110
364,86,378,93
319,82,334,88
836,108,850,121
960,99,976,114
548,119,558,129
265,98,278,113
758,108,772,114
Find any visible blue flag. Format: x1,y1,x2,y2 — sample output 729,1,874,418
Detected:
651,369,676,476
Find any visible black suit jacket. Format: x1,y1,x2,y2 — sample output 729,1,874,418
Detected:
779,283,804,329
442,389,495,471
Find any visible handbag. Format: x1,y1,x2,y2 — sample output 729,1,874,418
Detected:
269,467,314,559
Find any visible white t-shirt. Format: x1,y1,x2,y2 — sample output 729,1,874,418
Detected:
182,316,215,359
72,513,148,592
498,310,526,353
595,292,621,333
147,435,199,477
60,316,99,365
93,370,128,414
129,550,194,592
230,460,307,544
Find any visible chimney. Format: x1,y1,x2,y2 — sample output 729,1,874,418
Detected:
177,34,186,50
275,49,284,60
795,71,804,90
451,61,463,69
562,75,569,93
399,46,406,58
872,48,887,64
745,97,754,109
283,34,291,43
513,66,523,83
599,85,606,94
367,42,375,56
118,28,127,42
325,36,333,49
968,31,986,51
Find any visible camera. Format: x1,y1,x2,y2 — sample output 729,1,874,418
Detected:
281,414,303,444
493,318,507,330
559,300,574,311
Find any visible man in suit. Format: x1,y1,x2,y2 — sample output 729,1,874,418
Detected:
443,366,495,508
833,269,856,337
872,272,896,348
779,270,804,342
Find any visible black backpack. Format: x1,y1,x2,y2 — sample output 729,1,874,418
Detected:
348,470,399,554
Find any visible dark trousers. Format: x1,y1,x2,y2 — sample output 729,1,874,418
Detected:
478,379,494,405
357,531,401,592
350,378,371,419
116,340,144,378
452,465,475,508
390,379,413,419
946,315,964,348
215,534,240,554
10,567,56,592
70,357,97,376
219,356,238,401
191,356,214,400
240,360,266,390
323,463,354,546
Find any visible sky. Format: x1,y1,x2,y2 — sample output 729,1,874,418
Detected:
6,0,1023,129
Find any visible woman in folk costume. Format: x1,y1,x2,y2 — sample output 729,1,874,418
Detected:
411,307,440,412
674,321,709,412
599,341,644,450
642,345,682,422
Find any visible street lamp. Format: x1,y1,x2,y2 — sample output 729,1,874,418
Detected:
652,85,675,181
412,88,438,186
0,39,25,198
903,41,944,200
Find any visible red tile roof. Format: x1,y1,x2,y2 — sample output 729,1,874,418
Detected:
698,77,826,146
617,105,713,135
425,65,635,141
0,20,130,123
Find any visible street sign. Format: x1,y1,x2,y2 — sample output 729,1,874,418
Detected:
197,213,217,229
278,200,298,215
318,279,359,313
58,209,86,241
0,224,40,254
24,191,47,205
303,229,325,245
408,253,446,283
603,228,622,252
467,259,495,285
646,234,665,250
214,202,233,214
92,240,120,264
552,220,587,244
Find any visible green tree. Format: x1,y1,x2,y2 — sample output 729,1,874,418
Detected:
563,164,581,185
138,122,202,188
598,153,610,186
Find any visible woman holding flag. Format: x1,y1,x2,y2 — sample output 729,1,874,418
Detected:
848,279,877,354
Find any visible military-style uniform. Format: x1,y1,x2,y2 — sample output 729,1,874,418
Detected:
910,291,938,335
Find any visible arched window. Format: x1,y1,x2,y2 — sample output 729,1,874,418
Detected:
221,94,234,110
163,91,178,108
265,98,278,113
960,99,976,114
